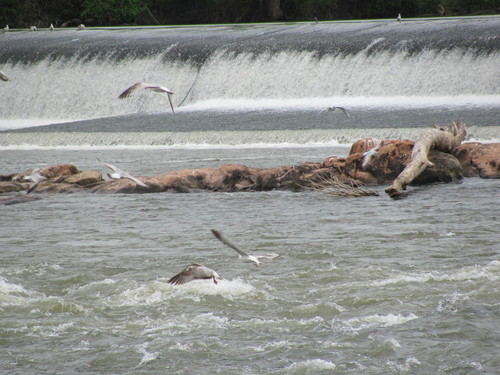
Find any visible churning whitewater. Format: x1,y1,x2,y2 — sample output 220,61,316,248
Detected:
0,16,499,132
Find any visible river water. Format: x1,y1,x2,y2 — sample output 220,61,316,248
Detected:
1,16,499,374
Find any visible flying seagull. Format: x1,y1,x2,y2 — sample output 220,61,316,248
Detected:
211,229,278,268
23,168,48,194
3,25,9,32
100,160,148,187
50,23,55,31
168,264,222,285
0,70,8,81
317,106,351,118
397,14,402,23
361,141,384,170
118,82,175,114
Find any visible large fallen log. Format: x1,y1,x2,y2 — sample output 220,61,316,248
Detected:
0,161,371,197
385,122,467,198
453,142,500,178
3,124,498,204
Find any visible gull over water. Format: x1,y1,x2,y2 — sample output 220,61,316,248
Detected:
167,229,279,286
168,264,222,285
100,160,148,187
211,229,279,267
119,82,175,114
317,106,351,118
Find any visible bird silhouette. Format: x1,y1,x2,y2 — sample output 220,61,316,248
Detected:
317,106,351,118
211,229,278,267
119,82,175,114
100,161,148,187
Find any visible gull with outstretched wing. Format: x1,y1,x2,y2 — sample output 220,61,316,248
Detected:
168,264,222,285
211,229,278,268
100,160,148,187
317,106,350,118
119,82,175,114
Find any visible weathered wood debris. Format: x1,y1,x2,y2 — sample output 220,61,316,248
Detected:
385,121,467,198
1,123,499,204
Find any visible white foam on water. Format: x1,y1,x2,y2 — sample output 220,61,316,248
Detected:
170,342,193,352
0,141,338,151
1,275,90,316
73,340,92,352
135,343,159,366
344,313,418,331
104,277,257,308
30,321,76,338
0,276,45,309
296,301,346,315
371,260,500,287
141,318,192,337
65,278,120,301
284,358,337,373
0,140,346,151
0,129,349,149
164,277,257,298
238,315,325,335
439,231,456,237
387,357,422,372
0,125,498,149
3,262,62,277
465,138,500,144
70,278,118,292
263,339,294,350
182,95,500,113
469,362,485,372
385,337,402,350
191,311,230,329
36,296,88,314
141,312,231,338
2,93,497,134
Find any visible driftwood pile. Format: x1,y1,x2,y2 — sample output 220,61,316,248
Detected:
1,123,499,204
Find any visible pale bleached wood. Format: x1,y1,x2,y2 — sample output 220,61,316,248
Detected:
385,122,467,198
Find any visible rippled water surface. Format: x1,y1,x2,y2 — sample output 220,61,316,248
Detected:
1,147,499,375
1,16,500,374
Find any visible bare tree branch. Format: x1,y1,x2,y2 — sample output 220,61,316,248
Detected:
385,122,467,198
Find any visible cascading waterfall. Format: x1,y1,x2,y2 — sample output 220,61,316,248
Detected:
1,17,499,121
1,45,498,121
0,17,498,146
0,53,196,121
192,47,499,100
